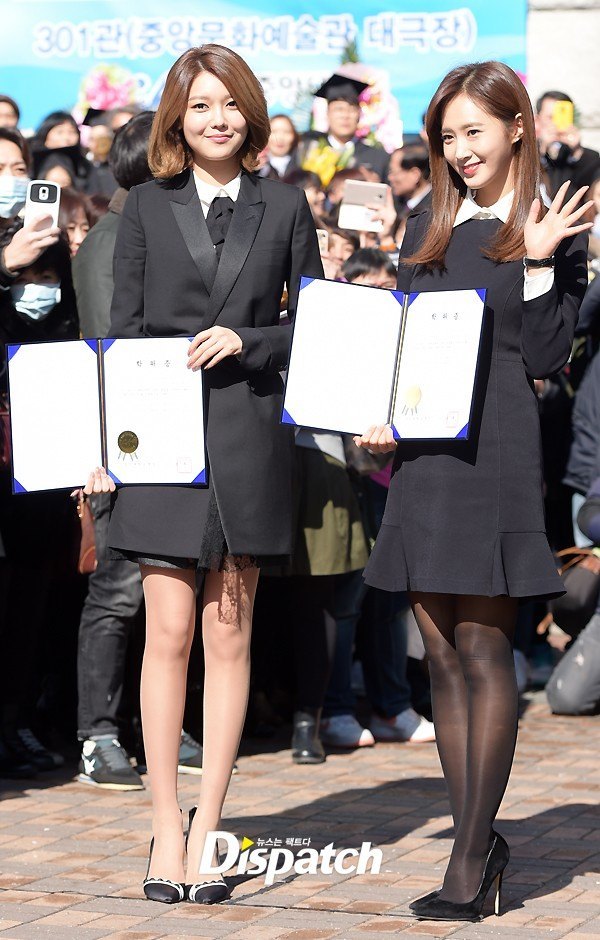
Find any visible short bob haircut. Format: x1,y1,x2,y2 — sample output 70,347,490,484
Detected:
33,110,80,149
109,110,154,190
149,44,270,178
407,61,541,269
342,248,397,283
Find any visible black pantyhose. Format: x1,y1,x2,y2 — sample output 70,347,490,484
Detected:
410,592,519,903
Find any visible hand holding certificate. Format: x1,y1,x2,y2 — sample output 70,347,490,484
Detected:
8,337,206,493
282,277,486,441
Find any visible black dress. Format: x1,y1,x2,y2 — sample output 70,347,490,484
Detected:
364,213,588,599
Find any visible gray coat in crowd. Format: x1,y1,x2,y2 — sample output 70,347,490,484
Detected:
72,187,127,339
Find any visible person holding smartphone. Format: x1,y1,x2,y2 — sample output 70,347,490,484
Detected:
535,90,600,200
355,61,591,922
84,43,322,905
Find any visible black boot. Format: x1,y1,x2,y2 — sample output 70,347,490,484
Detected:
291,708,325,764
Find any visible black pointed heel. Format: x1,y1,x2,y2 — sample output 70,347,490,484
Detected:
185,805,230,904
410,832,509,922
143,837,185,903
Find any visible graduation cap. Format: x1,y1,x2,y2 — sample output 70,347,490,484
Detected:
82,107,108,127
314,73,368,105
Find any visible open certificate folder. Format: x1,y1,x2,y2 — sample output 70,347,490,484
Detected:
7,337,206,493
282,277,486,440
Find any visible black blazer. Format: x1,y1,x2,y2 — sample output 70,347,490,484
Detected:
107,169,323,558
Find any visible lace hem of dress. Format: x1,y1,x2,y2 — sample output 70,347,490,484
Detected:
196,487,257,571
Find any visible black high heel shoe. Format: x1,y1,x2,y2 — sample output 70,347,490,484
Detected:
143,836,185,903
410,831,509,922
184,805,230,904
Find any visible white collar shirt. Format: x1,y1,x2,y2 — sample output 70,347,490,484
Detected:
193,171,242,218
453,188,514,227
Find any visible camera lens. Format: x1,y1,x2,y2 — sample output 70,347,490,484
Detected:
39,187,49,200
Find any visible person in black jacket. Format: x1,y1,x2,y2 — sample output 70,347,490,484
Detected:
356,61,590,922
563,345,600,541
84,44,322,905
535,91,600,200
0,228,78,776
301,73,390,181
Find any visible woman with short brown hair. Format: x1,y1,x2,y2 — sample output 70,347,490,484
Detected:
85,44,322,905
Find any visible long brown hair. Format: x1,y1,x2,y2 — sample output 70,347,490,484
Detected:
149,44,270,178
407,61,541,268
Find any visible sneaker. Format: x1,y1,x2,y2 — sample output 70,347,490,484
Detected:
0,736,37,778
178,730,238,776
320,714,375,748
78,736,145,790
4,727,56,771
17,728,64,769
370,708,436,743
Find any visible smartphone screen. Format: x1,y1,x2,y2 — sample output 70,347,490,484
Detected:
552,100,574,132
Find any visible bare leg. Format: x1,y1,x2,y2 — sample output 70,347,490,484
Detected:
185,563,259,882
439,594,518,902
410,592,468,831
141,566,196,881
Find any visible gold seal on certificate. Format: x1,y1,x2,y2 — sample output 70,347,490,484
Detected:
118,430,139,455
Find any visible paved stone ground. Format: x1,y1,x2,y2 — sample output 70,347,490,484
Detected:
0,691,599,939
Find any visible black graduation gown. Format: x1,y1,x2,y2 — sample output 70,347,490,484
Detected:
107,169,323,559
364,213,588,599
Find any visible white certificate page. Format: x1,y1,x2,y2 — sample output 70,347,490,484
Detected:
8,340,103,492
283,277,403,435
391,289,485,439
103,337,206,485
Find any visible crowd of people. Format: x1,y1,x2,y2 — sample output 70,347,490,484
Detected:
0,71,598,793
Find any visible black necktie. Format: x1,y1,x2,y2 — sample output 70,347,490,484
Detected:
205,195,235,262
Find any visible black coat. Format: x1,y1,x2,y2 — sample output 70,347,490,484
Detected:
107,169,323,558
365,213,588,599
564,348,600,495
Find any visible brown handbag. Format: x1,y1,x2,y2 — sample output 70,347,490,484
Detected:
548,546,600,638
75,490,97,575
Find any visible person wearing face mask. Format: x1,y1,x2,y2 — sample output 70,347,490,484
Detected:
356,61,591,922
535,91,600,201
0,229,78,778
0,128,30,220
0,129,63,295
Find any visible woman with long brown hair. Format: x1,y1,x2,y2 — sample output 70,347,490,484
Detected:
355,61,592,922
84,44,322,905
